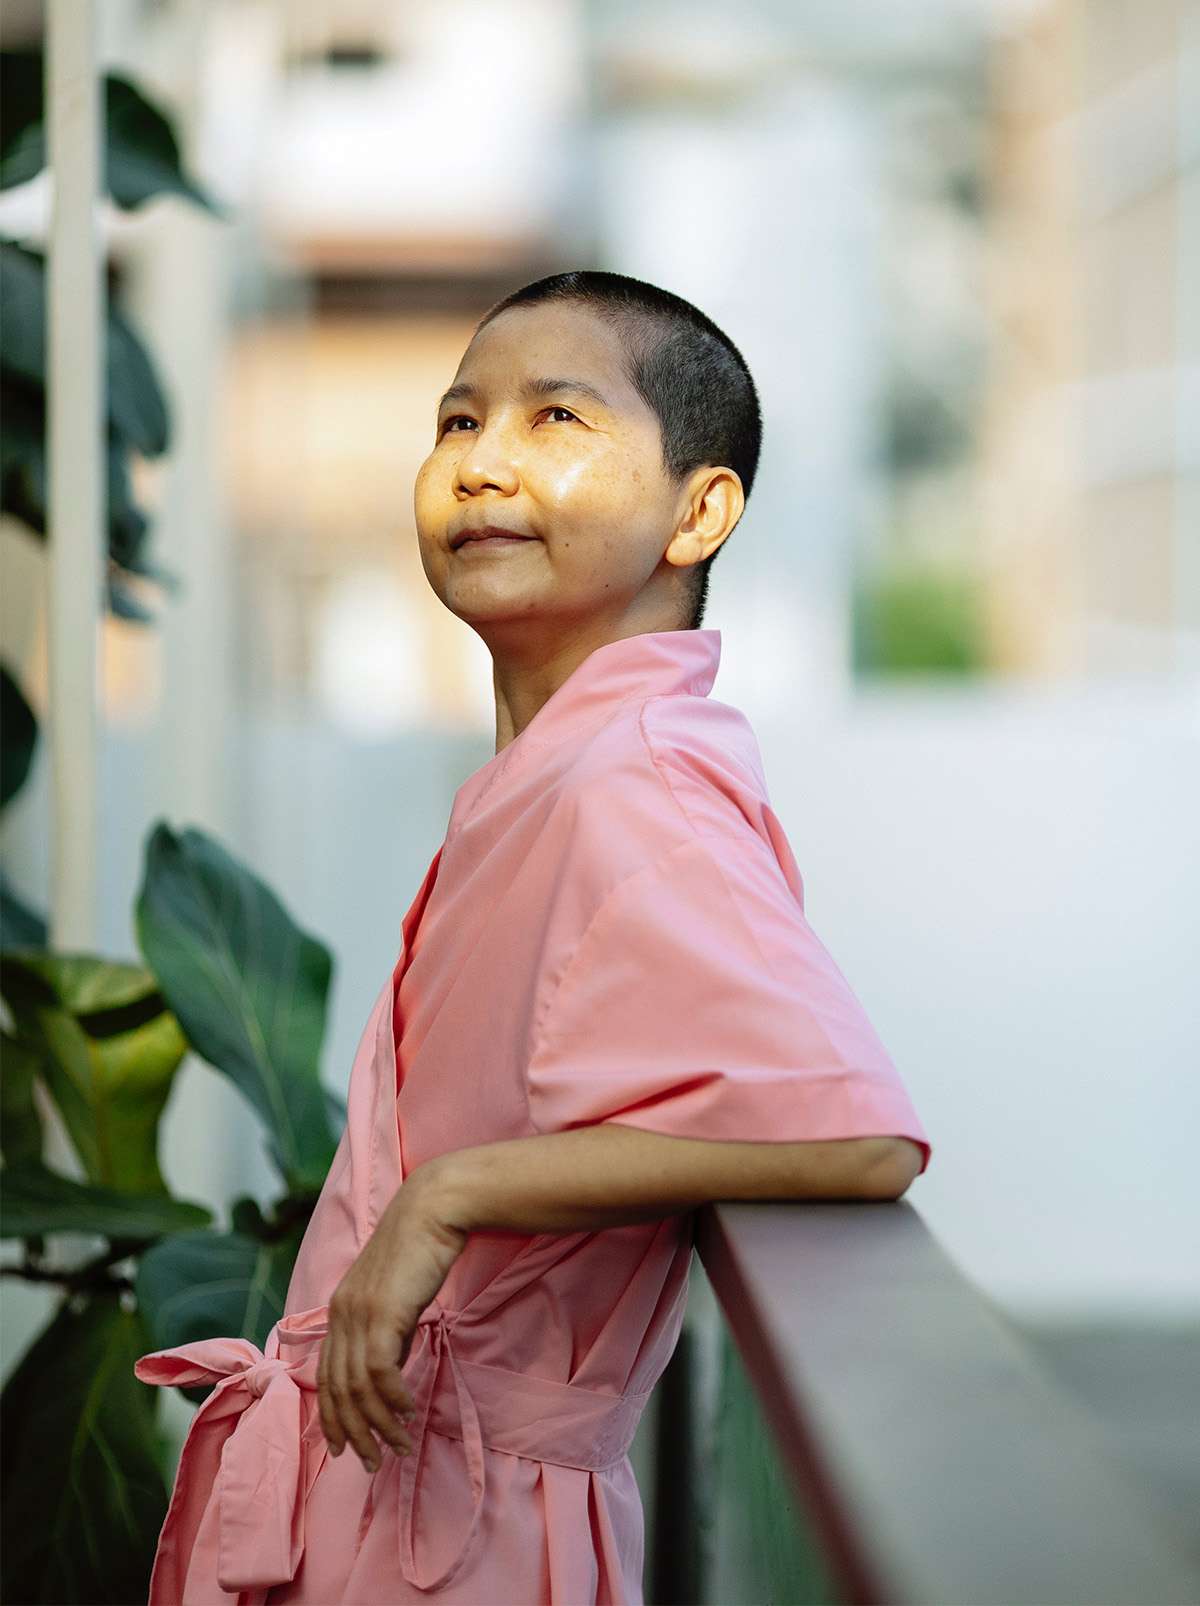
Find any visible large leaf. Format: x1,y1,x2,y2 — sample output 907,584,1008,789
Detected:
136,823,338,1191
103,71,233,217
0,660,36,808
0,1029,44,1168
0,1295,167,1604
0,372,46,532
0,50,230,220
0,1160,212,1240
135,1225,305,1364
0,868,47,948
323,1081,348,1140
105,430,181,591
0,374,181,610
0,240,171,456
0,51,41,174
0,951,188,1192
262,1081,348,1181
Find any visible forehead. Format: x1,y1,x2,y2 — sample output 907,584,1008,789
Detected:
440,302,642,416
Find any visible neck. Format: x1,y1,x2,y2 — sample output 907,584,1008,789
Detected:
487,623,684,754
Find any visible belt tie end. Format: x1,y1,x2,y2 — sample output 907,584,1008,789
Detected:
133,1306,330,1596
396,1308,487,1592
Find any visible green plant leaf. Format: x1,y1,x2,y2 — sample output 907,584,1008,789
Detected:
0,372,46,532
0,869,47,948
0,1028,44,1168
229,1193,269,1239
0,240,171,456
104,275,173,455
0,1294,167,1605
107,570,159,623
0,242,50,393
0,660,37,808
0,1160,212,1240
0,51,43,178
135,1225,304,1361
0,951,188,1192
852,555,985,677
103,71,232,217
0,374,181,610
105,432,181,591
136,823,338,1191
323,1081,348,1138
0,50,230,220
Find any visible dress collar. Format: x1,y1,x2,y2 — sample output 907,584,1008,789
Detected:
447,627,722,837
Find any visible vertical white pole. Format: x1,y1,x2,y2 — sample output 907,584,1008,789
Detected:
45,0,103,953
1177,4,1199,671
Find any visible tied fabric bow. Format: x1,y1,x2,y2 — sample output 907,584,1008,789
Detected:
133,1304,332,1595
134,1301,488,1595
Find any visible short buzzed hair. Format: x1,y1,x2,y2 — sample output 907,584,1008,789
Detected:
475,270,762,630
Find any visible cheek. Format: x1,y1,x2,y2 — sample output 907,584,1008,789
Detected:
412,456,436,508
538,442,650,523
535,453,598,511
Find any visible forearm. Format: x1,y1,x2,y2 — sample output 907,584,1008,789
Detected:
409,1124,920,1237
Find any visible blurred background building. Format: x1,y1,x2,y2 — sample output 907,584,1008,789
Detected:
2,0,1197,1576
982,0,1197,674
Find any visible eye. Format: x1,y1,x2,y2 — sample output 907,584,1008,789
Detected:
438,405,580,438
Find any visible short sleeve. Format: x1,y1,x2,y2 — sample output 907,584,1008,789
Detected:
525,832,932,1175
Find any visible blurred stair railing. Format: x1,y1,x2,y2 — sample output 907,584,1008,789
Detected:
647,1199,1200,1606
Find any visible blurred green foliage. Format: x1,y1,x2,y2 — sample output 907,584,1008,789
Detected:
704,1326,843,1605
852,554,986,677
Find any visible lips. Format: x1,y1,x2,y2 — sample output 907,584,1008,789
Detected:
450,524,538,551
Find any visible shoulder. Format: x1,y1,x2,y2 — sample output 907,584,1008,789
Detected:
549,692,774,878
528,695,810,1013
638,691,776,840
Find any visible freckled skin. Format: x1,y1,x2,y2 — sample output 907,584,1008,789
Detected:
413,302,744,755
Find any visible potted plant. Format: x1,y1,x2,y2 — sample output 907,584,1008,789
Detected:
0,50,343,1604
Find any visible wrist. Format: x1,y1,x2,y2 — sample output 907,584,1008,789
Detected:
401,1154,475,1243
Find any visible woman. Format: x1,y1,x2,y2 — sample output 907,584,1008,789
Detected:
134,269,931,1605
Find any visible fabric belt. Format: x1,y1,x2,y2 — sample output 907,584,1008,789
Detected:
134,1302,649,1596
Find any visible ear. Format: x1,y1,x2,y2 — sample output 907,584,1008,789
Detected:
665,467,742,567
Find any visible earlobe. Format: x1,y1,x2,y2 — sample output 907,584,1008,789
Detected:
663,530,709,568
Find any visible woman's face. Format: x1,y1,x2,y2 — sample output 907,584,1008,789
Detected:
413,301,727,650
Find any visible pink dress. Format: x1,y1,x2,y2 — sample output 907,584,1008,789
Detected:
133,627,932,1605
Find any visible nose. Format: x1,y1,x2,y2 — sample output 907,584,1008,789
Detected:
453,421,522,500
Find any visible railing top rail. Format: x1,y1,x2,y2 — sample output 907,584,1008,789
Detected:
695,1199,1200,1606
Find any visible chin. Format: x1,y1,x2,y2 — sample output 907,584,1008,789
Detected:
441,590,544,628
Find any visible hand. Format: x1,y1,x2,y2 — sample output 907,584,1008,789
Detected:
317,1167,468,1474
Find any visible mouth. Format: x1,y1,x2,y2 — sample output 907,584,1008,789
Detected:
449,524,539,552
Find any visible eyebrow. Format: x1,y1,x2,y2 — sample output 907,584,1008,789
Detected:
436,376,614,415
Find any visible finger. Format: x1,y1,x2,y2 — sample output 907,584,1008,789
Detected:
350,1320,416,1463
317,1334,344,1456
366,1320,417,1419
334,1321,382,1474
360,1324,417,1456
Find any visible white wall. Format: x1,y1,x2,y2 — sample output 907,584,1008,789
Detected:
750,678,1200,1321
